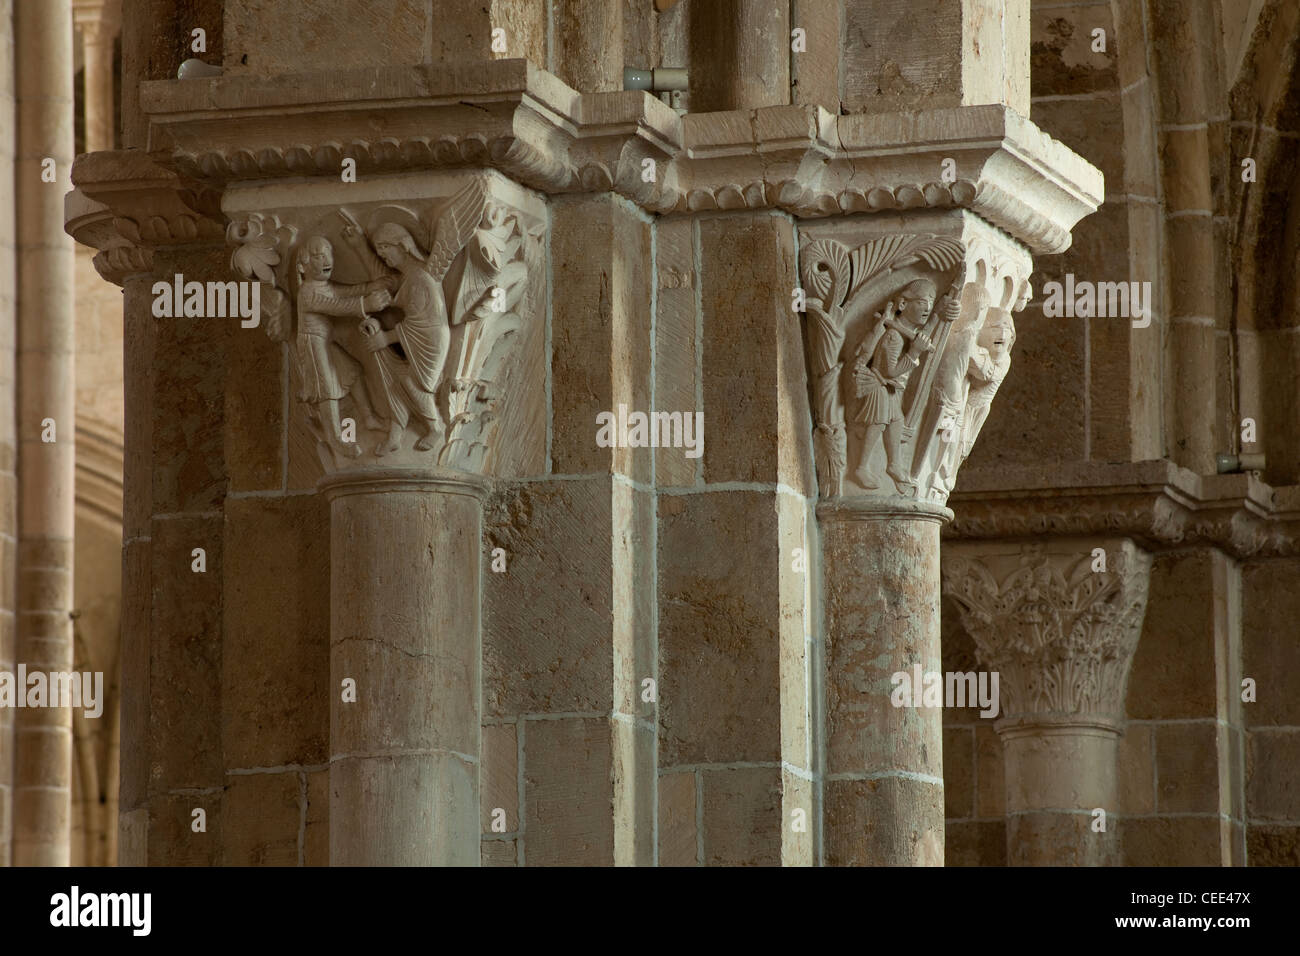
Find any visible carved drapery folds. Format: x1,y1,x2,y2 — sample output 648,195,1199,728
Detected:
942,540,1152,724
226,173,544,476
800,218,1031,502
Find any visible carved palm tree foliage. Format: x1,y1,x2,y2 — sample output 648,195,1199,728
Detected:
800,231,1027,503
227,178,543,476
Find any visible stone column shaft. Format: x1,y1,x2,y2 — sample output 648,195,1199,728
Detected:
689,0,790,111
1000,718,1121,866
821,501,947,865
552,0,623,93
793,4,1047,865
801,211,1035,866
14,0,76,867
77,2,121,155
325,472,483,867
78,13,118,153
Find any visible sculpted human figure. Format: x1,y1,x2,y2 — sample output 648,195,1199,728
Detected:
960,317,1015,459
934,284,1025,492
343,220,450,456
933,314,1015,495
851,278,940,491
928,284,988,493
293,235,391,458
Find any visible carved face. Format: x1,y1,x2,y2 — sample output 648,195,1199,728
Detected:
980,316,1014,360
899,290,934,326
375,241,403,269
306,238,333,280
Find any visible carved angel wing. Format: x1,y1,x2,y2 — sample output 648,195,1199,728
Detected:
424,179,486,282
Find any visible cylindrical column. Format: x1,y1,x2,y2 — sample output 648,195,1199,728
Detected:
820,499,948,866
1149,0,1218,476
688,0,790,112
14,0,76,867
323,470,483,866
552,0,624,94
0,0,17,871
943,538,1151,867
77,1,121,154
1000,717,1121,865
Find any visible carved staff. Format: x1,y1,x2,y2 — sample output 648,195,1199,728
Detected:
903,278,963,435
336,208,387,283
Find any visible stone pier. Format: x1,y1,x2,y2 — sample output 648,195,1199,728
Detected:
57,0,1108,867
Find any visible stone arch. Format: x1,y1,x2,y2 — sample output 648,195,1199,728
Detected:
1227,0,1300,483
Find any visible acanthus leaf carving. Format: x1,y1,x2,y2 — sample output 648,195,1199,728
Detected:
942,540,1152,721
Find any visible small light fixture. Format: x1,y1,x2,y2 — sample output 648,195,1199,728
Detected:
624,66,688,113
1216,452,1266,473
623,66,688,92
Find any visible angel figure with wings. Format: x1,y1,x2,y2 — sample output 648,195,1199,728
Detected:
339,181,485,456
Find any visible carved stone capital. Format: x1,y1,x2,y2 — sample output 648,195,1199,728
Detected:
799,210,1031,504
66,150,226,284
72,0,121,39
65,189,150,284
223,170,545,480
942,538,1152,726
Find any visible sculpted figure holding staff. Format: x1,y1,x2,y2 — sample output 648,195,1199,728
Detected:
851,278,945,491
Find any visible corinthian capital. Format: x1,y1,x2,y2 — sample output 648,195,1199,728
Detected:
224,170,545,478
941,538,1153,725
799,211,1031,503
72,0,121,40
